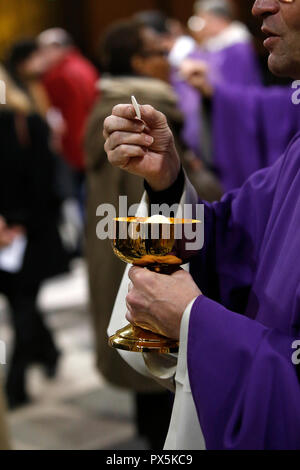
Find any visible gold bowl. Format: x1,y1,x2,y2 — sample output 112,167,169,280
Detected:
112,216,200,272
109,216,201,353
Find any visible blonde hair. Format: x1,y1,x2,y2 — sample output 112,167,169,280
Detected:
0,64,32,114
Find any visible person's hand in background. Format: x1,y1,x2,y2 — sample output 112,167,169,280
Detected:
180,59,214,98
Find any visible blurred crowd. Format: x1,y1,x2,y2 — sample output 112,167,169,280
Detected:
0,0,299,450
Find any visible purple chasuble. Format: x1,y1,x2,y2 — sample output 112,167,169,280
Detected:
172,42,261,157
213,84,300,191
188,133,300,449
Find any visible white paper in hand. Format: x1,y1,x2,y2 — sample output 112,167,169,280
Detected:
0,234,27,273
131,95,141,120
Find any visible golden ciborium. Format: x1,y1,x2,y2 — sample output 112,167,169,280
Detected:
108,215,201,354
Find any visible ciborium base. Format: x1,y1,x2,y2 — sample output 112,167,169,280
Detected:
109,324,179,354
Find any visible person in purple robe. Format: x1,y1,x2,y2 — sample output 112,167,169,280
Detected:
176,1,300,194
172,0,261,159
103,0,300,450
172,40,262,160
181,52,300,192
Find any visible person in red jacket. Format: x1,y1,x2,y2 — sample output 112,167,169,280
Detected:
37,28,99,176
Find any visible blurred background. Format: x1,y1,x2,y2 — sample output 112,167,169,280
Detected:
0,0,297,451
0,0,201,60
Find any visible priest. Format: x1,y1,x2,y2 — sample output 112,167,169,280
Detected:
176,0,300,192
103,0,300,450
172,0,261,159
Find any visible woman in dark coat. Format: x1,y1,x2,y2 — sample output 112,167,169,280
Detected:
0,67,70,408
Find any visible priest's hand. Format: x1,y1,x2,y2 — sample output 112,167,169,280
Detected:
126,266,202,340
180,59,214,98
103,104,181,191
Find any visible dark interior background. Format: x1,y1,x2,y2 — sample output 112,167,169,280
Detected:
0,0,258,63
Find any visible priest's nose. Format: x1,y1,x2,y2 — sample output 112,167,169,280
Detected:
252,0,280,17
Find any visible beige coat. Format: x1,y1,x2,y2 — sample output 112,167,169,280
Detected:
85,77,183,392
0,383,10,450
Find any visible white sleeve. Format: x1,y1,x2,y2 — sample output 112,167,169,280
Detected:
164,298,206,450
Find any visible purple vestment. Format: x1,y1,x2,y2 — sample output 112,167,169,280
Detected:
188,133,300,449
213,84,300,191
172,42,262,157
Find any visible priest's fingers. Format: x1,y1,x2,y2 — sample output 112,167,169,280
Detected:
125,309,156,332
125,294,133,318
105,131,154,152
125,303,140,327
128,281,133,293
125,308,137,326
112,104,167,131
126,296,147,325
125,310,134,324
112,104,136,119
106,144,146,168
125,294,151,327
103,115,145,139
128,266,155,288
126,280,154,316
